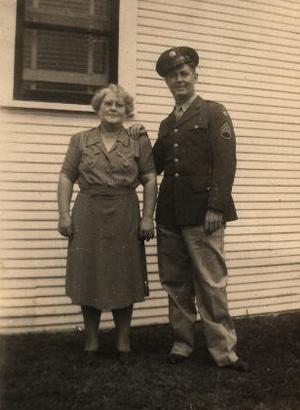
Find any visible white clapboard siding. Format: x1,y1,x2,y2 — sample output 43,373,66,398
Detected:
0,0,300,334
135,0,300,320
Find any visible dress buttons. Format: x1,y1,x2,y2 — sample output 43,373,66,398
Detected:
174,158,179,163
174,173,179,177
174,143,179,148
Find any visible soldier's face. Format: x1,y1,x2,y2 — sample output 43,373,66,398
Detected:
165,64,198,103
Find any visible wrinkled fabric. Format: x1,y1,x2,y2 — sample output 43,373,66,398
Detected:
157,224,238,366
153,96,237,225
66,191,148,310
62,126,155,310
62,126,154,188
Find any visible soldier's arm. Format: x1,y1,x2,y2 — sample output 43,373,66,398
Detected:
207,103,237,214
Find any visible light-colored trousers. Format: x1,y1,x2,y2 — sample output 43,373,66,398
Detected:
157,224,238,367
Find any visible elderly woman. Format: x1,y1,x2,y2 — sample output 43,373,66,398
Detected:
57,84,157,363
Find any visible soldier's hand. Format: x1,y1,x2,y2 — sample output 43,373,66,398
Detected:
204,209,223,235
128,123,147,140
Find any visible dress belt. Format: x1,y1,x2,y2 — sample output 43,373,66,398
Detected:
80,186,136,197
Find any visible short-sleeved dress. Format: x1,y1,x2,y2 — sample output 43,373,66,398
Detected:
61,126,155,310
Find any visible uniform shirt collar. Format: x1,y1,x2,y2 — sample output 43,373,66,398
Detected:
175,94,197,113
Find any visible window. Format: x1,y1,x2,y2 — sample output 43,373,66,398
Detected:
14,0,119,105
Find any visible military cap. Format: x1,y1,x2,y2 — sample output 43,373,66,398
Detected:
156,46,199,77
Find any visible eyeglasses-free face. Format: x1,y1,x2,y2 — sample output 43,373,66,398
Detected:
165,63,198,104
98,90,127,126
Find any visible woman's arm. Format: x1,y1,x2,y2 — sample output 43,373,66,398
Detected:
139,171,157,241
57,173,74,237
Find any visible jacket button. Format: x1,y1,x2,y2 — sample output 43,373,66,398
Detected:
194,125,199,129
174,128,178,133
174,143,179,148
174,158,179,163
207,186,210,191
174,173,179,177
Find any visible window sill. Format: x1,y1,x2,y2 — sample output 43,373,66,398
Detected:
0,99,95,113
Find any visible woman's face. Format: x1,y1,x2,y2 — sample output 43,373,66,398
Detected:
98,90,126,126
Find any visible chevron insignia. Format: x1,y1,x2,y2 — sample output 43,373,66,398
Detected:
222,108,229,117
220,122,233,139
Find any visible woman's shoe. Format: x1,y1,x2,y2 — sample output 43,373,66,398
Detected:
84,350,100,364
117,351,131,365
85,350,100,357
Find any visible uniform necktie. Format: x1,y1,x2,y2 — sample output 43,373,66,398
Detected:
175,106,183,121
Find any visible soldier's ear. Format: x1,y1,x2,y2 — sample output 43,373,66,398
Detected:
194,71,198,80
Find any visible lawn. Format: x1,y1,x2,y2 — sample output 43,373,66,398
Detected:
1,312,299,410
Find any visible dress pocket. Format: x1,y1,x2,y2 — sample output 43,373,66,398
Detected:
117,149,137,171
81,144,101,169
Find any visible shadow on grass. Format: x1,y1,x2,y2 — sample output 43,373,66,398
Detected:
1,312,300,410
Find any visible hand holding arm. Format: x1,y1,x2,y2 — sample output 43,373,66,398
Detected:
127,123,148,140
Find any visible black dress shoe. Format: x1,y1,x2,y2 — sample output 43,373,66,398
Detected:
117,351,131,365
84,349,100,356
166,353,187,364
224,358,250,372
83,350,100,365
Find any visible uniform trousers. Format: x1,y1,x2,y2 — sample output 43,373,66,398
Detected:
157,224,238,366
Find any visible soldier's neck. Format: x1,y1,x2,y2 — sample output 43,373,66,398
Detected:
175,93,195,106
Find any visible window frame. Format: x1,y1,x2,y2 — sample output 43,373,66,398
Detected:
0,0,137,113
13,0,119,106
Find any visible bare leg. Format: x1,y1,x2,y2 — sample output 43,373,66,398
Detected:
112,305,133,353
81,305,101,352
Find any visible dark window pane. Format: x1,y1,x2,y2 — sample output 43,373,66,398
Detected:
15,0,118,104
37,30,89,72
25,0,112,30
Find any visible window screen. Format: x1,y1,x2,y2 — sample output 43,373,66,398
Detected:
14,0,119,104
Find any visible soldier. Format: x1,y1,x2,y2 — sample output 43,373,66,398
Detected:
148,46,249,371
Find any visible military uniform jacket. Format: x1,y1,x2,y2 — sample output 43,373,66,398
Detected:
153,96,238,226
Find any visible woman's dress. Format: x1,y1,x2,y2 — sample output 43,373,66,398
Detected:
61,126,155,310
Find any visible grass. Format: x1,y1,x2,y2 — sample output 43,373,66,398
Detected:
1,312,300,410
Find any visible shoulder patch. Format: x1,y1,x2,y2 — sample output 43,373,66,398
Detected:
219,122,233,140
221,107,229,118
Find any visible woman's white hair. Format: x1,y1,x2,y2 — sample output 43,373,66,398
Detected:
91,84,134,117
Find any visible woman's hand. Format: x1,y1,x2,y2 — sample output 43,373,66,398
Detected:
58,213,73,238
139,217,155,241
127,123,148,140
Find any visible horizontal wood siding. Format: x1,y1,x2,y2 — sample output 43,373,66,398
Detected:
134,0,300,318
0,0,300,333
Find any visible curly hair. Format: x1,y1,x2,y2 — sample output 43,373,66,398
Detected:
91,84,134,118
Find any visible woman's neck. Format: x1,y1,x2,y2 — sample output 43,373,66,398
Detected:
100,122,122,135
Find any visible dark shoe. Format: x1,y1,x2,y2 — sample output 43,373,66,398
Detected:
166,353,187,364
224,358,250,372
85,350,99,357
117,351,131,365
84,350,100,365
